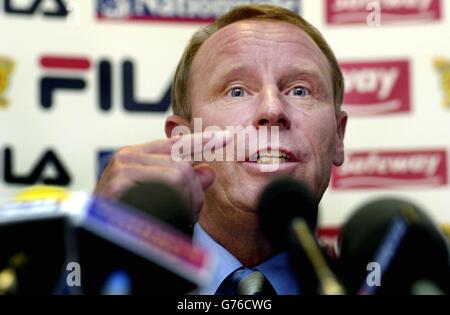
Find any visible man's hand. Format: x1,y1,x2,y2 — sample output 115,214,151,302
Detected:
94,131,231,218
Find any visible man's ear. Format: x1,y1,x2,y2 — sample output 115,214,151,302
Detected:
165,115,191,138
333,110,348,166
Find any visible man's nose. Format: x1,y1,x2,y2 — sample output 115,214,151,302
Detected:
252,87,291,130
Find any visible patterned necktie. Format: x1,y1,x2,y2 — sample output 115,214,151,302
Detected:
216,267,277,295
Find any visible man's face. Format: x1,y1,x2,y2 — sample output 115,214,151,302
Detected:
188,20,347,213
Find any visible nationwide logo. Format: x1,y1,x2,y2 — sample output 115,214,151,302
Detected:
340,60,411,116
325,0,442,25
96,0,301,23
332,149,448,189
0,55,15,108
433,57,450,109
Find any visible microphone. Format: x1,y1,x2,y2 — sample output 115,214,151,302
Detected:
338,198,450,295
67,181,213,294
91,181,193,295
0,183,214,294
119,181,193,235
0,190,71,294
258,176,345,295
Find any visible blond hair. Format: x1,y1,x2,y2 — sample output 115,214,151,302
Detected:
171,4,344,119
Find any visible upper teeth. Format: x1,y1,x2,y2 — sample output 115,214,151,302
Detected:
256,153,290,164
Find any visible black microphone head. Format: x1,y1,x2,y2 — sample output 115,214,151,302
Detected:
339,198,450,295
0,217,69,294
119,180,192,235
257,176,318,247
76,181,200,294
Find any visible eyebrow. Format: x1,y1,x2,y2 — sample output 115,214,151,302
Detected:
209,64,255,87
278,65,330,90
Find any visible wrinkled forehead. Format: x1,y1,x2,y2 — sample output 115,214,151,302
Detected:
190,19,332,86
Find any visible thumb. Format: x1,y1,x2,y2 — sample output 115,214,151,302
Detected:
193,165,216,190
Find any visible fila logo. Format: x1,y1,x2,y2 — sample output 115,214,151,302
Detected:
3,0,68,17
2,146,71,186
39,55,171,112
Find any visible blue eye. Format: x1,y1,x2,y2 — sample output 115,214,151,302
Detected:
291,86,310,97
229,87,246,97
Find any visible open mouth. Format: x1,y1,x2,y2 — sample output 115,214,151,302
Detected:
248,149,299,164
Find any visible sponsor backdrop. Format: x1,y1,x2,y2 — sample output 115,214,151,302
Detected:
1,1,450,236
